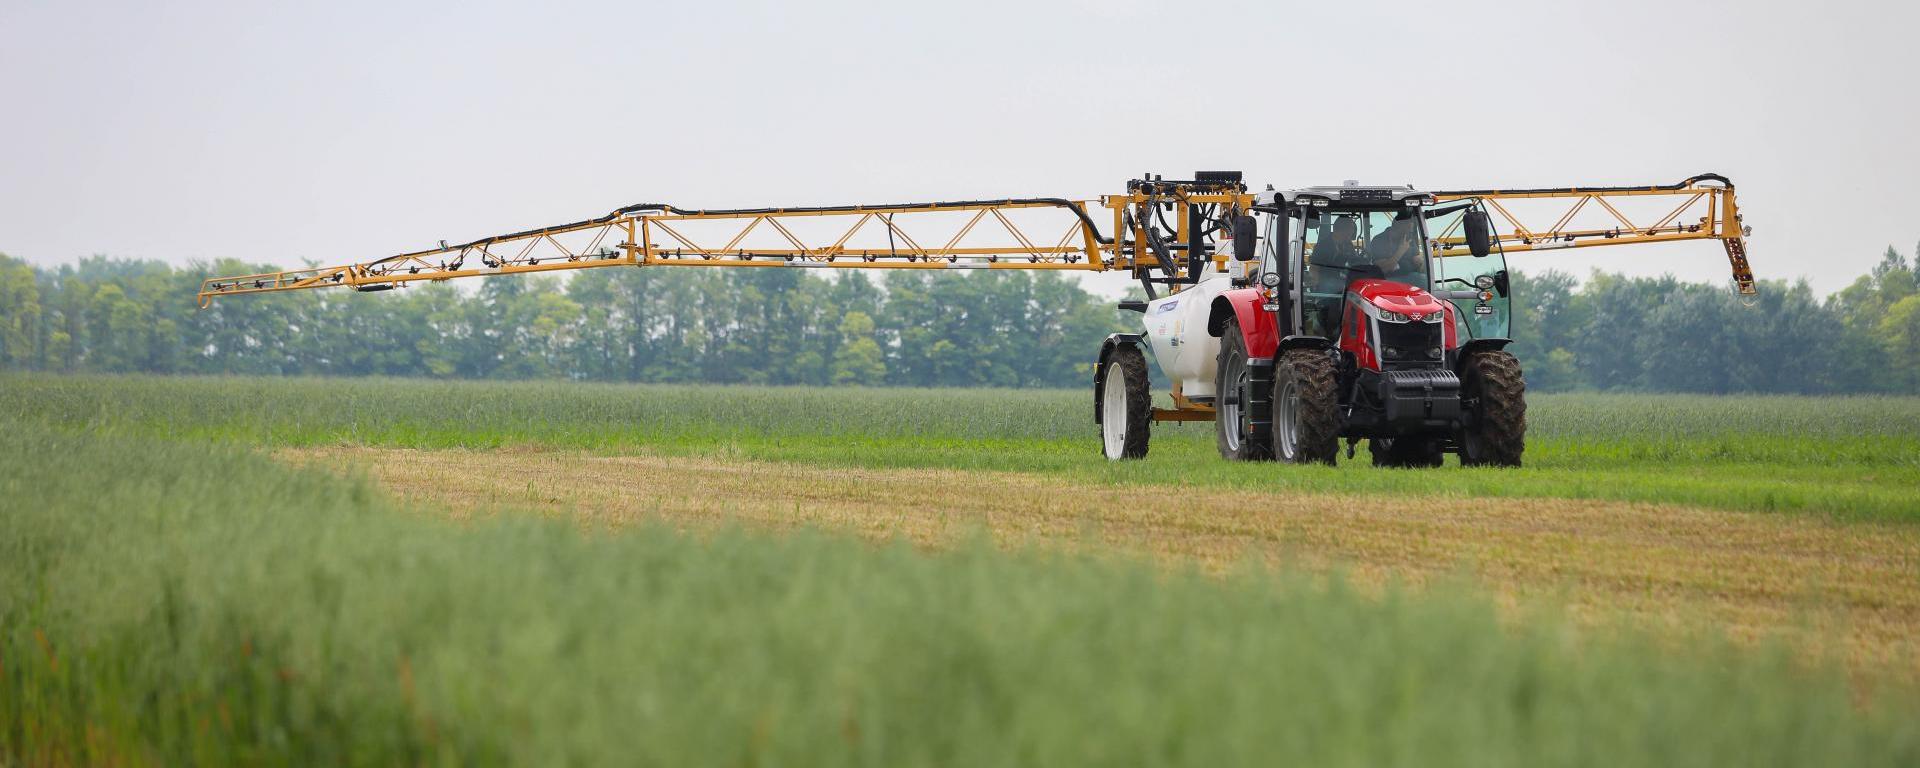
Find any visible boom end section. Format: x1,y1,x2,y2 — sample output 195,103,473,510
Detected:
1724,235,1757,296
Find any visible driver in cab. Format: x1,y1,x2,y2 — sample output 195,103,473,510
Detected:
1309,216,1361,292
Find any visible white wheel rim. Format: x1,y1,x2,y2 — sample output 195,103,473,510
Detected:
1220,353,1246,453
1276,375,1300,461
1102,361,1128,459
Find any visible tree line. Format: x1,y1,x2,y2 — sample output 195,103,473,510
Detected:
1509,245,1919,394
0,256,1121,388
1,247,1916,393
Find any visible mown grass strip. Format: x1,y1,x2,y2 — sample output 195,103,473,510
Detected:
8,373,1918,522
286,445,1920,676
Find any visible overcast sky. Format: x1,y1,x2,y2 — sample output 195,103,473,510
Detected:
2,0,1915,297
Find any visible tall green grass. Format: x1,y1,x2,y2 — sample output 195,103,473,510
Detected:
4,419,1917,765
7,373,1920,522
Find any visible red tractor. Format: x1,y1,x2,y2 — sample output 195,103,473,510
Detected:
1096,173,1750,467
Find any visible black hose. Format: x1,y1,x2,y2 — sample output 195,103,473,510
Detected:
362,197,1115,272
1434,173,1733,197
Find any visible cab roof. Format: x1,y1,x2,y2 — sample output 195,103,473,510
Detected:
1260,184,1435,207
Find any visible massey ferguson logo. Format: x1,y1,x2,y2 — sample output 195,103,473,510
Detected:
1409,312,1424,321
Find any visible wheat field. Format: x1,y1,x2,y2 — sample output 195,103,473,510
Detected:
6,373,1920,765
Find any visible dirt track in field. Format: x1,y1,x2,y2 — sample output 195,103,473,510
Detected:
283,445,1920,677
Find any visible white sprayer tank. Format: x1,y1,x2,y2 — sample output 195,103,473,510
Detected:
1140,270,1239,400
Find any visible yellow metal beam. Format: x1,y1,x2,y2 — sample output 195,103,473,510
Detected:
198,199,1127,307
197,177,1750,306
1433,174,1754,294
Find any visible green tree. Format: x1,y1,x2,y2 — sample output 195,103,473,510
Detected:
1881,295,1920,392
87,283,148,371
831,311,886,386
1569,272,1677,390
1507,269,1585,391
0,254,41,369
1832,246,1915,334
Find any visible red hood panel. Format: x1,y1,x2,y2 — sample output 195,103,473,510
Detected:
1349,279,1446,317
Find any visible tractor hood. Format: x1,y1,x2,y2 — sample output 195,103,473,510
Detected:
1348,279,1447,322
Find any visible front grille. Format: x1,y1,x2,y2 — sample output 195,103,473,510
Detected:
1375,320,1443,365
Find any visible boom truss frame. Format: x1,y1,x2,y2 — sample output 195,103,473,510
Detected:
1432,173,1753,294
197,174,1754,307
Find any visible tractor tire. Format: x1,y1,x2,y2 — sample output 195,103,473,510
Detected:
1099,344,1152,460
1272,348,1340,465
1458,349,1526,467
1369,437,1445,468
1214,318,1273,461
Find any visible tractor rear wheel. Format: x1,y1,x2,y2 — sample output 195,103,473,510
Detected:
1099,344,1152,460
1214,318,1273,461
1272,348,1340,465
1369,437,1445,468
1458,349,1526,467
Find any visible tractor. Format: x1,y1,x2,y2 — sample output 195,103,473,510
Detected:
1096,172,1748,467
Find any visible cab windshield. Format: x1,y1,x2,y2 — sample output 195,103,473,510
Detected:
1302,207,1429,293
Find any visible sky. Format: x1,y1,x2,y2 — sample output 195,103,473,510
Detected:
2,0,1915,298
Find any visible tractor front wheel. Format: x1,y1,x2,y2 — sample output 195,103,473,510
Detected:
1099,344,1152,460
1272,349,1340,465
1458,349,1526,467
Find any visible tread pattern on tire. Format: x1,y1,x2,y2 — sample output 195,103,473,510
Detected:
1459,350,1526,467
1108,345,1152,459
1215,319,1274,461
1277,349,1340,465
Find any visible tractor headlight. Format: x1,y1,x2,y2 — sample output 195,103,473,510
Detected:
1377,310,1412,323
1260,271,1281,288
1474,274,1496,290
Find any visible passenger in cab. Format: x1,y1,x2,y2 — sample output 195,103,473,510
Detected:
1366,217,1428,286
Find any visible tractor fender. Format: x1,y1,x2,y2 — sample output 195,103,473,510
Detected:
1455,337,1512,358
1093,333,1147,424
1206,289,1278,359
1277,335,1335,353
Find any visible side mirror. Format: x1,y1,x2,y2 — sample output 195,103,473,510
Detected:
1493,269,1510,297
1232,216,1258,261
1464,209,1493,258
